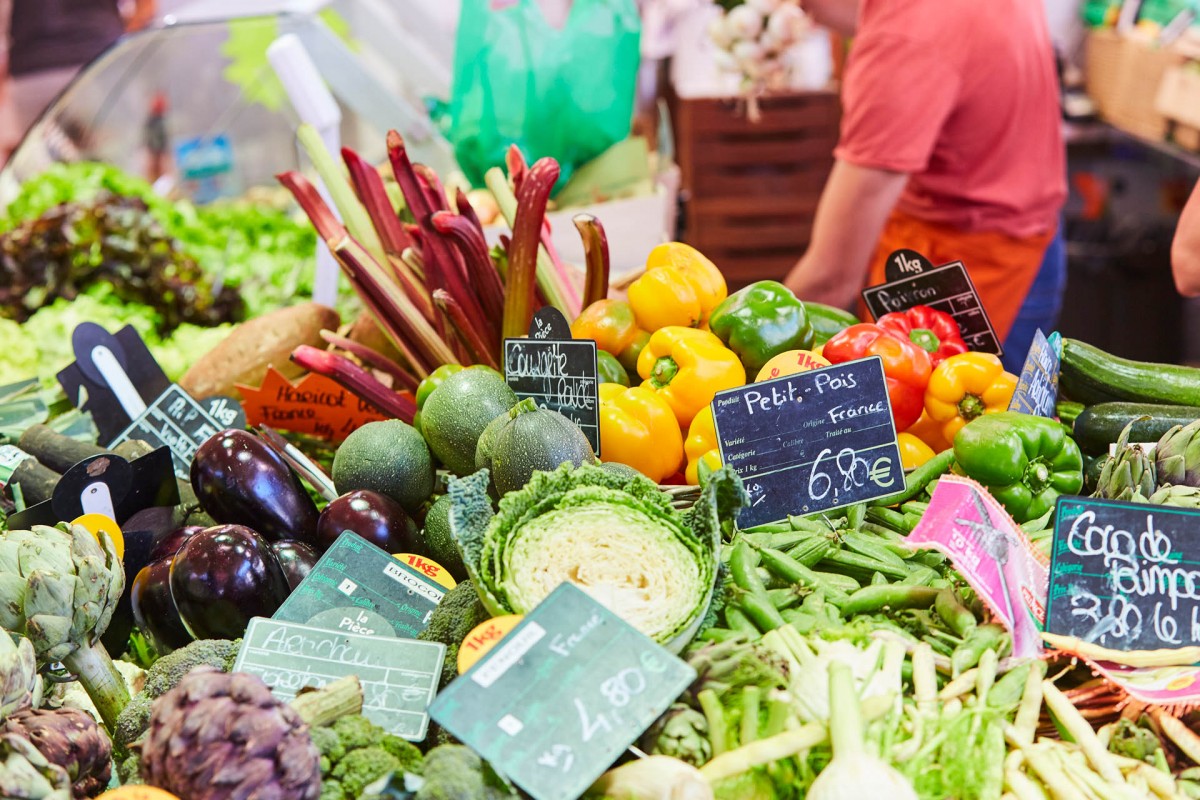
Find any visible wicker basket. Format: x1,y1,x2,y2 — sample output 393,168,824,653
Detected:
1155,63,1200,151
1086,29,1183,140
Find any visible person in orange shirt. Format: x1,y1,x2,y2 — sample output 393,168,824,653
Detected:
784,0,1067,370
1173,180,1200,297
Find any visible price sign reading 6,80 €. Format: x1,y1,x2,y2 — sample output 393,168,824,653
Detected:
711,356,905,528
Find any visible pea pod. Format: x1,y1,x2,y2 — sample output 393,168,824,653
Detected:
724,607,758,636
935,588,978,639
766,587,805,610
742,531,818,551
730,540,767,596
785,535,835,567
868,448,956,508
813,570,862,595
951,623,1008,676
782,609,817,633
837,585,940,617
903,566,939,586
819,549,909,581
841,532,909,570
866,506,915,535
736,590,787,633
754,546,850,604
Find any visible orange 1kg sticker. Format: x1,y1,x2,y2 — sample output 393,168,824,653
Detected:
458,615,523,674
755,350,831,382
394,554,457,591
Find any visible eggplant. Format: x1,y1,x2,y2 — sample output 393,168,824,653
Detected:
169,525,290,640
190,429,319,546
149,525,204,563
131,558,194,655
100,506,172,657
316,490,420,554
271,540,319,591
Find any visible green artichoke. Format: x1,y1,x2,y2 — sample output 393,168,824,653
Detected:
1156,420,1200,488
0,525,127,732
1094,422,1156,502
0,731,71,799
0,632,40,723
640,704,711,766
1149,484,1200,509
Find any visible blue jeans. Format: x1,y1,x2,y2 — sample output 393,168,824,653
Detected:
1001,222,1067,373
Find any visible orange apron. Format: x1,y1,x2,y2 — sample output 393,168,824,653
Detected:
858,209,1056,342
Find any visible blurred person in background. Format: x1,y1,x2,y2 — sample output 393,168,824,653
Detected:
784,0,1067,369
0,0,155,155
1172,180,1200,298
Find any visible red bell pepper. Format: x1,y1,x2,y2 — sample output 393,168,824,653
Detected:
876,305,968,366
823,323,933,431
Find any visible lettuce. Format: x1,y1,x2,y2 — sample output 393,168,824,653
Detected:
449,463,747,653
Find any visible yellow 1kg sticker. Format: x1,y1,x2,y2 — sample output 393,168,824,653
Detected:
394,554,457,590
70,514,124,560
457,615,523,674
755,349,831,382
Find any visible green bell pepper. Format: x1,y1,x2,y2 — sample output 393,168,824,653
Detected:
596,350,630,386
416,364,465,409
708,280,814,378
953,411,1084,523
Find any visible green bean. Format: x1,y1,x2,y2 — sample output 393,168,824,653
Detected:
737,591,786,633
951,623,1008,676
819,549,910,581
837,585,939,617
753,545,850,604
923,634,955,658
869,448,956,507
935,588,978,639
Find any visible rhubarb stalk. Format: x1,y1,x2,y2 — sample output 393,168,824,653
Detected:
432,211,506,322
296,124,387,269
292,345,418,423
574,213,610,308
319,330,420,392
342,147,412,256
454,187,483,232
503,158,560,340
433,290,500,370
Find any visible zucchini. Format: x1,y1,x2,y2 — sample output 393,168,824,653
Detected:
1072,401,1200,456
1060,338,1200,407
803,301,860,345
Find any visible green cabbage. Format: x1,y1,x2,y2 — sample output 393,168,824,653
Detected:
449,463,746,652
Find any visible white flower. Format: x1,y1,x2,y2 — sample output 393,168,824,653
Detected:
726,4,764,40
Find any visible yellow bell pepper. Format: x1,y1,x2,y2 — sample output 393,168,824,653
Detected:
628,243,727,331
924,351,1018,443
685,406,724,485
598,383,684,483
896,432,936,470
905,411,951,453
638,327,745,428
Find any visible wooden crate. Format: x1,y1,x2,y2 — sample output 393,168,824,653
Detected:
1156,64,1200,151
671,91,840,288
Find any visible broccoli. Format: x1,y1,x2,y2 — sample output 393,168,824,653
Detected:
417,580,491,691
315,714,424,800
413,744,516,800
114,638,242,747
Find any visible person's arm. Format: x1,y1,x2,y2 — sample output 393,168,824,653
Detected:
1174,181,1200,298
783,158,908,308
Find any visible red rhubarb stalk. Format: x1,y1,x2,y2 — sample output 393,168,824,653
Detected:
454,187,482,232
292,345,418,423
574,213,610,308
319,330,420,392
433,290,501,370
431,211,505,322
342,147,412,256
503,158,560,340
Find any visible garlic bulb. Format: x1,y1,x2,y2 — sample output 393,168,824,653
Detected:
725,4,764,40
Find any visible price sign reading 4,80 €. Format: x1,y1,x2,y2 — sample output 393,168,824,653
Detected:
712,356,905,528
428,583,696,800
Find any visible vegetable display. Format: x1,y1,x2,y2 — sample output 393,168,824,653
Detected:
708,280,814,379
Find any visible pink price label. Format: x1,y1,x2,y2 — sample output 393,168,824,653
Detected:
906,475,1048,658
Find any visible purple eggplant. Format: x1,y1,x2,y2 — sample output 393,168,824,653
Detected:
131,558,194,654
270,540,319,591
169,524,290,640
149,525,204,563
316,490,420,554
190,429,319,546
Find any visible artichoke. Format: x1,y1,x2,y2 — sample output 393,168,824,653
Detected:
139,668,321,800
1,707,111,798
0,525,127,732
1149,484,1200,509
1156,420,1200,488
0,631,41,722
1094,422,1156,502
640,704,711,766
0,731,71,799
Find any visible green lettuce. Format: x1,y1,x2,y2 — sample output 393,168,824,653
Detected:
449,463,747,653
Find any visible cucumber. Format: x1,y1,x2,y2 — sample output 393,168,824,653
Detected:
1060,338,1200,407
803,301,860,345
1072,402,1200,456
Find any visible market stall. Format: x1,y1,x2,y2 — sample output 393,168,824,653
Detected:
5,0,1200,798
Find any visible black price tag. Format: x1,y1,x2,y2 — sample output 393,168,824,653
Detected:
234,618,445,741
1008,330,1061,418
109,386,245,480
273,531,447,638
1047,497,1200,652
503,319,601,455
529,306,574,341
712,357,905,528
862,251,1002,355
429,583,695,800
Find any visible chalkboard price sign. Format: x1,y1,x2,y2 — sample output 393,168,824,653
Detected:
234,618,445,740
711,357,905,528
862,254,1002,355
428,583,696,800
273,531,446,638
503,337,601,456
109,386,245,480
1047,497,1200,652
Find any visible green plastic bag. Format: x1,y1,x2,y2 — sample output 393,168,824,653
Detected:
450,0,641,191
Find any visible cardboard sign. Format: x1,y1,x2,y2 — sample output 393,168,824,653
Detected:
503,317,601,455
1008,330,1061,418
108,385,244,480
273,531,446,639
234,618,445,741
908,475,1048,658
238,368,390,443
862,251,1002,355
711,357,904,528
1047,497,1200,652
429,584,695,800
